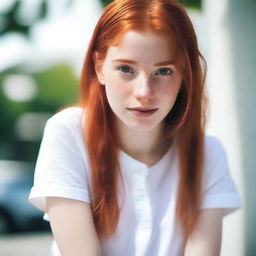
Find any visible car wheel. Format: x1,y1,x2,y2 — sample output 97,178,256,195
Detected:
0,211,12,233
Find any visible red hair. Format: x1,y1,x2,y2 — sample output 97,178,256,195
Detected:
80,0,207,239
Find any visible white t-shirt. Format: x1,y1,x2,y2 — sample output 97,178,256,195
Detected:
28,107,241,256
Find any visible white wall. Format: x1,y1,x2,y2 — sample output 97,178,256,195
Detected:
190,1,246,255
202,0,256,255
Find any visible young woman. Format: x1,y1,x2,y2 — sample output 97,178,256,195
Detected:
29,0,241,255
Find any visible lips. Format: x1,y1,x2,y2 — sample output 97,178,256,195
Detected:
127,107,158,117
127,107,158,112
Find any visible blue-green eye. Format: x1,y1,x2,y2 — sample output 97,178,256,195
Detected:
118,65,133,74
155,68,173,76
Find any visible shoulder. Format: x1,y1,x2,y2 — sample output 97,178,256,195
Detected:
204,134,225,153
42,106,85,146
47,106,84,129
203,134,231,182
204,134,227,162
201,135,242,213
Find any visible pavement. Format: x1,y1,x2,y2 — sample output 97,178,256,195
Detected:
0,231,53,256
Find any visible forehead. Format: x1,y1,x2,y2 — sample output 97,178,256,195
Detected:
105,31,174,62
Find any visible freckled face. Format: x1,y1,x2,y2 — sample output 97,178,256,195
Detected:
95,31,182,133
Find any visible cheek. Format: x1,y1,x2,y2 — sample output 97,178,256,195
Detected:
104,78,132,104
159,79,181,101
105,72,131,92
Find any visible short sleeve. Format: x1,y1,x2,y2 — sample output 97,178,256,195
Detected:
201,135,241,216
28,108,91,216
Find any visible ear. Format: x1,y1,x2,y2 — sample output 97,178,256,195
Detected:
93,51,105,85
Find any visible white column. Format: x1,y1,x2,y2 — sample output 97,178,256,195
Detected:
203,0,247,255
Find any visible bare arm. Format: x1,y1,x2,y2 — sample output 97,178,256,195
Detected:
184,209,224,256
46,197,101,256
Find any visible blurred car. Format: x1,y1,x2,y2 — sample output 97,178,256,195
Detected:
0,160,50,233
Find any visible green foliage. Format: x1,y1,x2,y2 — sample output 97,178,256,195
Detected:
0,0,73,37
0,0,47,36
179,0,201,9
0,1,78,163
100,0,113,7
0,64,79,162
99,0,201,9
34,65,78,109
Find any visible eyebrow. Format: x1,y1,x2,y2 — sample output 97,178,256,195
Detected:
113,59,174,66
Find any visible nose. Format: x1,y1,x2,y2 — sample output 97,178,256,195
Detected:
134,75,154,103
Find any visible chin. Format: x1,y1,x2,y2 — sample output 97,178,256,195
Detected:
122,119,162,133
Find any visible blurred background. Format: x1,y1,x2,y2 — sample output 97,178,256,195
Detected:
0,0,254,255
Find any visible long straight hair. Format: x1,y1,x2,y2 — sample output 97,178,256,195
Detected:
80,0,207,239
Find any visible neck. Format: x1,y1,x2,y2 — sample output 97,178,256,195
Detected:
115,119,172,163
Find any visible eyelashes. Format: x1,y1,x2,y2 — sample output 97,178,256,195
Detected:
154,68,174,76
116,65,174,76
117,65,134,74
